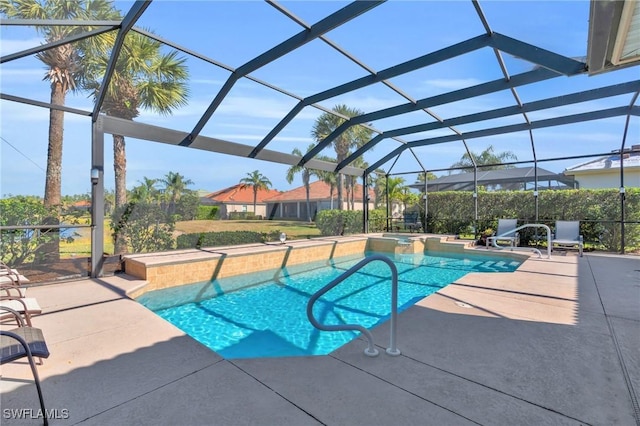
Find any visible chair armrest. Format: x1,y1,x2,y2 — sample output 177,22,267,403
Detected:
0,285,26,298
0,306,26,327
0,298,33,326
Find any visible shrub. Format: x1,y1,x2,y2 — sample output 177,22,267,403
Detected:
419,188,640,252
228,212,263,220
0,196,62,265
315,210,363,236
111,202,175,254
368,209,387,232
176,230,279,249
196,205,219,220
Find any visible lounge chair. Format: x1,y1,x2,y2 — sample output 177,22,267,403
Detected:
486,219,519,248
0,296,42,327
552,220,583,257
0,261,29,286
1,306,50,426
403,212,422,233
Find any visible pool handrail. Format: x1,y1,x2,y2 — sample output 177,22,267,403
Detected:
306,254,401,357
490,223,552,259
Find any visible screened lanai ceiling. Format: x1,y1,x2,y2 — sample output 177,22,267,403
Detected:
1,0,639,189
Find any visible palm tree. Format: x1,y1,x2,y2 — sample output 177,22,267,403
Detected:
381,177,406,205
416,172,438,182
239,170,272,215
450,145,518,173
83,31,189,253
286,145,316,222
311,104,372,210
159,172,193,214
316,155,337,210
369,170,386,209
130,177,159,204
0,0,119,210
346,156,368,210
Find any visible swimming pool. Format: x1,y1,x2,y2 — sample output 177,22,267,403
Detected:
137,250,521,359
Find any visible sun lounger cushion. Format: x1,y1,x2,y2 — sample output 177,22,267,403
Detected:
0,298,42,315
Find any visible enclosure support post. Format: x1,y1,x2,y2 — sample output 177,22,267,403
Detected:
424,172,428,233
91,118,105,278
619,114,631,254
530,130,539,244
385,174,390,232
363,172,369,234
473,166,478,239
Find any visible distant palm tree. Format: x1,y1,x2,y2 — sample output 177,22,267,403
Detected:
83,31,189,253
316,155,337,210
369,170,386,209
450,145,518,173
381,177,406,205
0,0,119,210
130,177,159,204
286,145,317,222
346,156,368,210
416,172,438,183
239,170,272,215
159,172,193,215
311,104,372,210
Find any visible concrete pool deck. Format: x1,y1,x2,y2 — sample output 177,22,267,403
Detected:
1,248,638,425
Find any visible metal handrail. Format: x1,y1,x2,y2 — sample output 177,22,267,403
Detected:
306,254,401,357
489,223,552,258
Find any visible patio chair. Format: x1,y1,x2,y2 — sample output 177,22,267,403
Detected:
403,212,422,233
0,295,42,327
1,283,27,298
0,261,29,286
552,220,583,257
1,306,50,426
486,219,520,248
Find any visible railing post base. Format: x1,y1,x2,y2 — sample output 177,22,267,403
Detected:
365,348,379,357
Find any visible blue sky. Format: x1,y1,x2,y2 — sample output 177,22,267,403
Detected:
1,0,639,197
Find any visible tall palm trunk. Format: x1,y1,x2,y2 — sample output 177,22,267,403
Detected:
253,189,258,214
336,173,344,210
113,134,127,254
39,81,66,263
43,82,65,210
304,171,311,222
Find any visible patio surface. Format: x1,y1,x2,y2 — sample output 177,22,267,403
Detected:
1,249,639,425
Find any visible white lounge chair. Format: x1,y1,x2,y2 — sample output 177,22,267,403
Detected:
0,262,29,286
486,219,519,248
552,220,583,257
0,295,42,327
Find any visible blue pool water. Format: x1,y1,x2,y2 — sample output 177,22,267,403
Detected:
137,251,521,359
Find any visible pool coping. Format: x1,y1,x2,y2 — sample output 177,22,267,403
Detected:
122,233,530,299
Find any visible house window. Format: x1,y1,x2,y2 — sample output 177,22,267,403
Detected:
242,205,247,212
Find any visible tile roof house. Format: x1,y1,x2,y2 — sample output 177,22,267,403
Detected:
563,146,640,189
201,184,282,219
264,180,376,221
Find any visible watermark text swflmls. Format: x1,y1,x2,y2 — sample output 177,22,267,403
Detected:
3,408,70,420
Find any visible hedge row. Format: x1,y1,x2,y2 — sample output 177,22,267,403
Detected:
423,188,640,251
315,189,639,252
176,230,281,249
196,205,219,220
